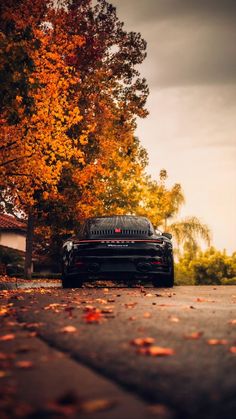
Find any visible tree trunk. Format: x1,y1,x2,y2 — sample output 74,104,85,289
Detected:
164,217,167,231
24,208,34,279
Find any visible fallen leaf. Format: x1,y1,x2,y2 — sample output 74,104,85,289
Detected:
6,321,18,327
207,339,228,345
47,391,78,416
130,337,155,347
15,360,34,369
195,298,215,303
44,303,59,310
124,302,137,308
0,334,15,341
147,403,175,418
60,325,77,333
0,307,8,316
101,307,114,314
0,370,8,378
80,399,116,413
184,332,203,340
143,312,151,318
228,319,236,325
169,316,179,323
83,311,103,323
229,346,236,354
138,346,175,357
145,293,153,297
95,299,107,304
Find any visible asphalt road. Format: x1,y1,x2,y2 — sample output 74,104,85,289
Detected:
1,285,236,419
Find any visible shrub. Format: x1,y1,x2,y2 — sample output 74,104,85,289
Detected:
175,246,236,285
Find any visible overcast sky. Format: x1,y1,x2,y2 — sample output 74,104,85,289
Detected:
111,0,236,253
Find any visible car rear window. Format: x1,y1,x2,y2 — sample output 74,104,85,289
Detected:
87,216,154,237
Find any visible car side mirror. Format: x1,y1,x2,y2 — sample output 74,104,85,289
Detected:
162,232,172,240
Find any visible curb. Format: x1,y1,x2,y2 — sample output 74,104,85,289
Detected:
0,282,17,290
0,282,61,290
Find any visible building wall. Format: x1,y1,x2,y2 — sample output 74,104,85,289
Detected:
0,231,26,252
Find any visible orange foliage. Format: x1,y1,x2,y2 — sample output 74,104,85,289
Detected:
0,0,92,210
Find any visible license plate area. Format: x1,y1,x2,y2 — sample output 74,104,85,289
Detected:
101,261,135,272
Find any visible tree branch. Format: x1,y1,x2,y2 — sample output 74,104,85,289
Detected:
0,141,18,152
0,154,34,167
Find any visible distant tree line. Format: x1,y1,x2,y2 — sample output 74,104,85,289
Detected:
175,245,236,285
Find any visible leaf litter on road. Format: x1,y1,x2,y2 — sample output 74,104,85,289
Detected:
130,337,155,347
60,325,77,333
83,309,103,323
130,337,175,356
207,339,228,345
15,360,34,369
184,331,204,340
0,333,15,341
138,346,175,357
147,403,176,419
168,316,180,323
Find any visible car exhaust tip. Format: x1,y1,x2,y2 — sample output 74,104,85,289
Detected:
137,262,151,273
87,263,100,273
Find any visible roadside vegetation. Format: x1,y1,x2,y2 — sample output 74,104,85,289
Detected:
175,245,236,285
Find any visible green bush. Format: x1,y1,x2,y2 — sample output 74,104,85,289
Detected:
0,246,24,266
175,246,236,285
221,277,236,285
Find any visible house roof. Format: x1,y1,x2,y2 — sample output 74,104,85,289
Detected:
0,213,27,232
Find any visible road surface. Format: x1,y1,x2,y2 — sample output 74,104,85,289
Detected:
0,284,236,418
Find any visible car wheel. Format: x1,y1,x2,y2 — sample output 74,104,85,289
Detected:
152,274,174,288
162,273,174,288
61,275,72,289
70,279,84,288
152,264,174,288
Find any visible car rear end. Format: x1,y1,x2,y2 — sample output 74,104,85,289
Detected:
62,216,173,284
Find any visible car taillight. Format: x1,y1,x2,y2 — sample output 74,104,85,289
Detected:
75,260,84,266
151,260,163,265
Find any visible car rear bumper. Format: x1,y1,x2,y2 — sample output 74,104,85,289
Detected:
66,256,171,280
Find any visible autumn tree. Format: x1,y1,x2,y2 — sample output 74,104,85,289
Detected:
32,0,150,258
0,0,92,277
135,169,185,229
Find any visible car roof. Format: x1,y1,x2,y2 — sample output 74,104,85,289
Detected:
85,215,152,230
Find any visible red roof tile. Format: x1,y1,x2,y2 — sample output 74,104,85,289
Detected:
0,213,27,231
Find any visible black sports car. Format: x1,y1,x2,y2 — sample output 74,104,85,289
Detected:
61,215,174,288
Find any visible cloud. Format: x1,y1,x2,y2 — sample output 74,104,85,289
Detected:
111,1,236,253
143,20,236,87
112,0,236,87
114,0,236,24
